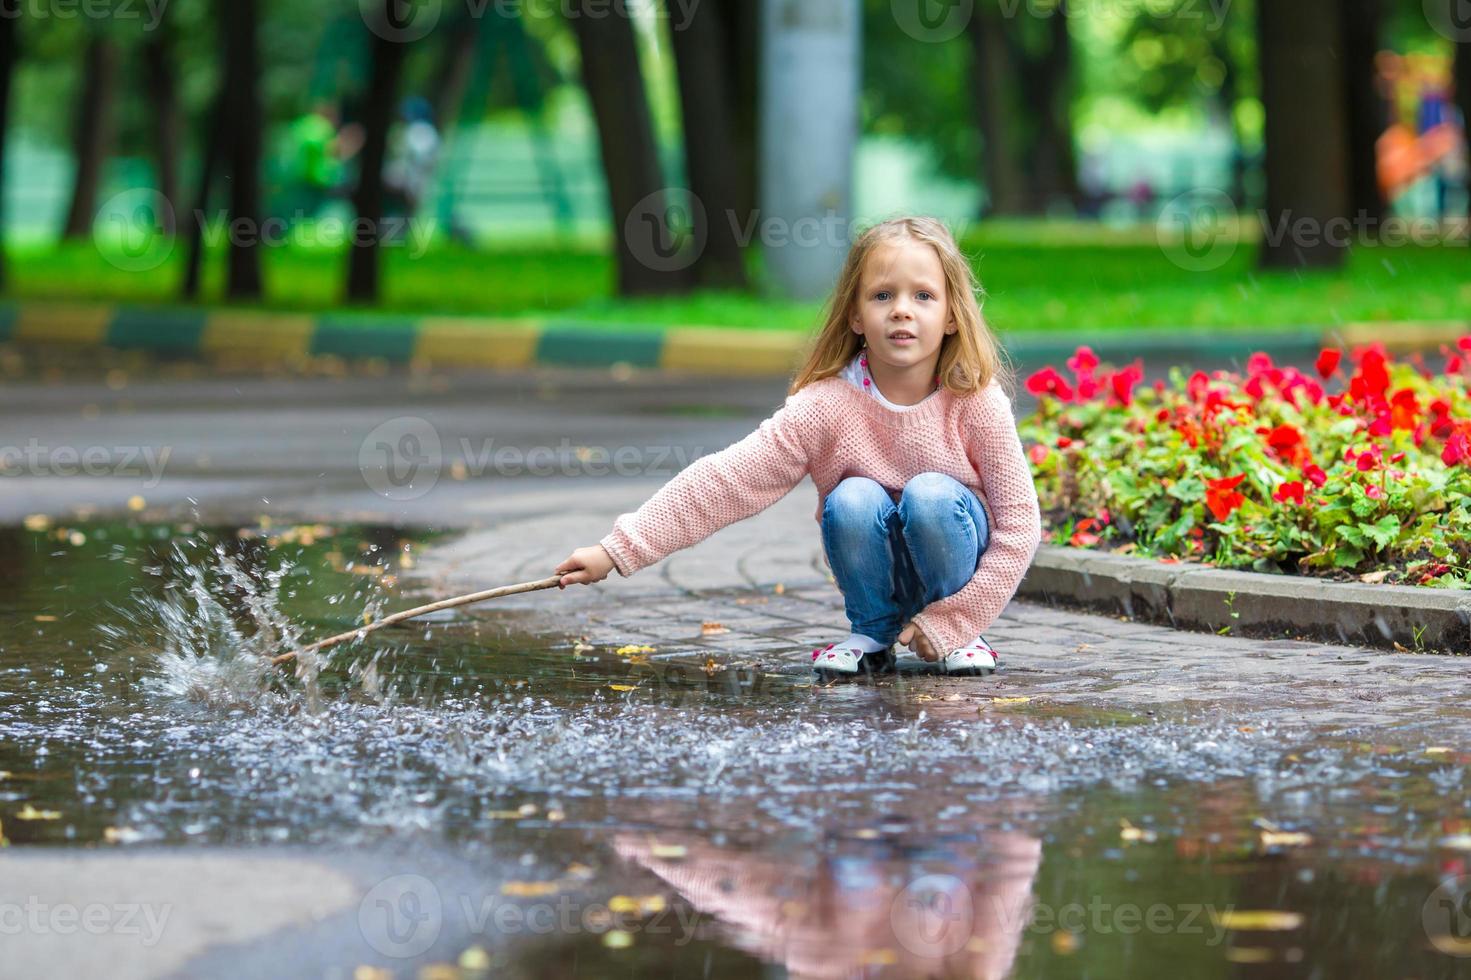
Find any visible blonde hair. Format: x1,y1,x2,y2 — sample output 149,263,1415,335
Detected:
789,216,1010,398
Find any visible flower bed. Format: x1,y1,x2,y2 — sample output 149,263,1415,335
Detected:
1019,342,1471,589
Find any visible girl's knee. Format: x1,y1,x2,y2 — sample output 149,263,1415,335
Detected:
825,476,890,514
898,472,965,516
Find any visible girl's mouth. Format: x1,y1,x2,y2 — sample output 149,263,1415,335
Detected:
888,332,917,345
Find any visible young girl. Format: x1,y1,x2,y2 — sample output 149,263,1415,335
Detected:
554,216,1042,679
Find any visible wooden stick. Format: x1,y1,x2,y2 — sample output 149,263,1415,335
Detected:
272,574,564,665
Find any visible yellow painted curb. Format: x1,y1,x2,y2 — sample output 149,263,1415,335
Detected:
414,318,541,367
200,312,316,360
13,304,113,345
1332,320,1471,353
660,327,809,376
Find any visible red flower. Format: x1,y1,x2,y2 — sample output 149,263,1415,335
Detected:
1365,484,1385,500
1205,473,1248,521
1353,347,1391,401
1025,367,1074,402
1070,517,1101,548
1355,445,1383,471
1272,481,1306,505
1265,423,1309,465
1303,464,1328,487
1028,444,1050,465
1390,388,1422,430
1444,430,1471,466
1110,363,1143,407
1067,346,1099,375
1315,348,1342,379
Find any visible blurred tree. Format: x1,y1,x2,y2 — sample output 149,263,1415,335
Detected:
60,32,119,238
966,6,1026,215
346,3,411,303
668,0,747,288
570,1,687,295
142,12,180,232
1342,0,1388,228
219,0,264,297
715,0,759,222
0,1,17,288
1258,0,1349,268
1011,3,1078,211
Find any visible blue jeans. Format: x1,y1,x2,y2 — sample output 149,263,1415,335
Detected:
820,473,991,648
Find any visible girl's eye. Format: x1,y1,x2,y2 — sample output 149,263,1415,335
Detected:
874,291,890,302
917,291,934,301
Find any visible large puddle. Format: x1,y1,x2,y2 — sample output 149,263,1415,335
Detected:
2,521,1470,977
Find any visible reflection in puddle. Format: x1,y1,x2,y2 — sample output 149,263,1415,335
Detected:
1,522,1470,976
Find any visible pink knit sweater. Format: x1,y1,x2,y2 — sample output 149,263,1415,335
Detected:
598,374,1043,655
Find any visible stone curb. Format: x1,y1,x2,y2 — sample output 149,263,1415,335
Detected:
1,301,1464,376
1017,545,1471,654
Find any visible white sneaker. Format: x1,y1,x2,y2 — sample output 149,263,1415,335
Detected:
939,634,999,675
811,639,897,679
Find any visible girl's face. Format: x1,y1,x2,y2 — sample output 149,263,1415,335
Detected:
850,240,956,371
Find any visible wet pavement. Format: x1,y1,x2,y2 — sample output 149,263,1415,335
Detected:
3,352,1471,978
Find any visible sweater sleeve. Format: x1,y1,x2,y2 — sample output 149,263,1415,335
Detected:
909,384,1042,654
598,389,817,577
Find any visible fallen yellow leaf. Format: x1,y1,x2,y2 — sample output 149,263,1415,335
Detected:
1259,830,1312,847
989,697,1031,706
700,622,730,635
1214,910,1304,931
22,514,50,532
607,895,666,915
1225,947,1275,964
615,644,655,655
127,495,146,512
650,843,687,859
1119,819,1158,843
33,615,57,623
15,804,61,821
609,684,638,692
500,881,562,898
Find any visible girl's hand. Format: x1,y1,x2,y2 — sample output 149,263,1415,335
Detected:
555,545,616,587
897,622,938,662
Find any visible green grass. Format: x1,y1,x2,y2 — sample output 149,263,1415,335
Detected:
7,221,1470,334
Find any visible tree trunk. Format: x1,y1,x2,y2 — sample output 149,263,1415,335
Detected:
967,7,1027,216
0,1,19,288
219,0,263,298
430,13,477,130
1342,0,1386,229
716,0,759,224
1258,0,1351,269
346,10,410,303
143,25,181,233
1005,9,1079,213
61,34,119,239
669,0,747,289
572,0,687,296
181,101,222,299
